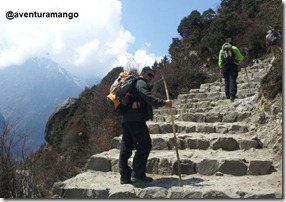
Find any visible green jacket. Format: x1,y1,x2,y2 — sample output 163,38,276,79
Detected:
122,77,165,122
218,45,244,69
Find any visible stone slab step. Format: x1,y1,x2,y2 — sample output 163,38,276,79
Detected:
178,87,258,100
154,103,217,115
237,67,271,83
174,97,254,111
52,170,282,199
155,99,251,115
147,121,251,134
111,133,262,151
196,81,260,93
87,148,275,177
199,63,269,90
153,111,252,123
154,101,235,115
155,107,251,118
155,95,258,117
169,96,256,110
171,107,215,114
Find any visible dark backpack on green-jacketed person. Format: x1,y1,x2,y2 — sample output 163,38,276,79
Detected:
106,70,138,112
222,43,236,65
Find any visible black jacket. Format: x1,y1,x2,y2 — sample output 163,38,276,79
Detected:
122,77,165,122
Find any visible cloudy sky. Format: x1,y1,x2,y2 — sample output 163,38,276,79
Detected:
1,0,222,80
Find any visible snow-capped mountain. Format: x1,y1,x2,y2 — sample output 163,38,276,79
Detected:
0,57,88,151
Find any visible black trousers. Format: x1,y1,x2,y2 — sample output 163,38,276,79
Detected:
223,63,238,98
119,122,152,180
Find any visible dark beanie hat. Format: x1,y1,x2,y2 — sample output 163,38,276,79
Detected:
141,66,155,74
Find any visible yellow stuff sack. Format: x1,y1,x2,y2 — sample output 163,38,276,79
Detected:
106,71,138,112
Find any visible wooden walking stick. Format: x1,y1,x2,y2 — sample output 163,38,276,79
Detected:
162,76,183,187
243,48,254,97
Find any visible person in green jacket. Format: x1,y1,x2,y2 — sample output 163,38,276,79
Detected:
218,41,244,101
119,66,172,184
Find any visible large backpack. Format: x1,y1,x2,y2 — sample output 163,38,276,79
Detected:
106,71,138,112
221,43,236,64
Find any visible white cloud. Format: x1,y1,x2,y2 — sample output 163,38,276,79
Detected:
115,49,162,73
0,0,162,79
145,42,152,47
74,39,100,65
133,49,162,68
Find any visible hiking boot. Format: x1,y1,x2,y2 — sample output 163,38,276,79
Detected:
230,95,238,101
131,176,153,183
120,179,134,184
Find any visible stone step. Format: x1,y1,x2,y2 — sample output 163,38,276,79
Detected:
111,133,262,151
198,63,270,92
156,100,222,114
197,80,260,93
154,105,216,117
155,100,239,115
154,95,258,117
87,148,275,177
175,96,255,110
147,121,251,134
172,96,256,111
153,111,252,123
52,170,282,199
178,87,258,101
199,67,271,89
175,107,214,115
237,65,271,83
174,107,215,114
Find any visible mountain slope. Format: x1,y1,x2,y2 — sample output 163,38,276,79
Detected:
0,112,5,130
0,57,86,150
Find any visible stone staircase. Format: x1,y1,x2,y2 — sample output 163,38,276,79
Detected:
52,57,282,199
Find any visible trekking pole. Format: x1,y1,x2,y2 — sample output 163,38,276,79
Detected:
243,48,252,97
244,64,250,89
162,76,183,187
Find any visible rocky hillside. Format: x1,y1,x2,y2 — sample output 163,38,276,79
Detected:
51,56,282,199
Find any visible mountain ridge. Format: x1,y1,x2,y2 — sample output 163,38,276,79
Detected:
0,57,87,150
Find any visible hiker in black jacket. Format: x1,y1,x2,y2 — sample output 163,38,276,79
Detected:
119,66,172,184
